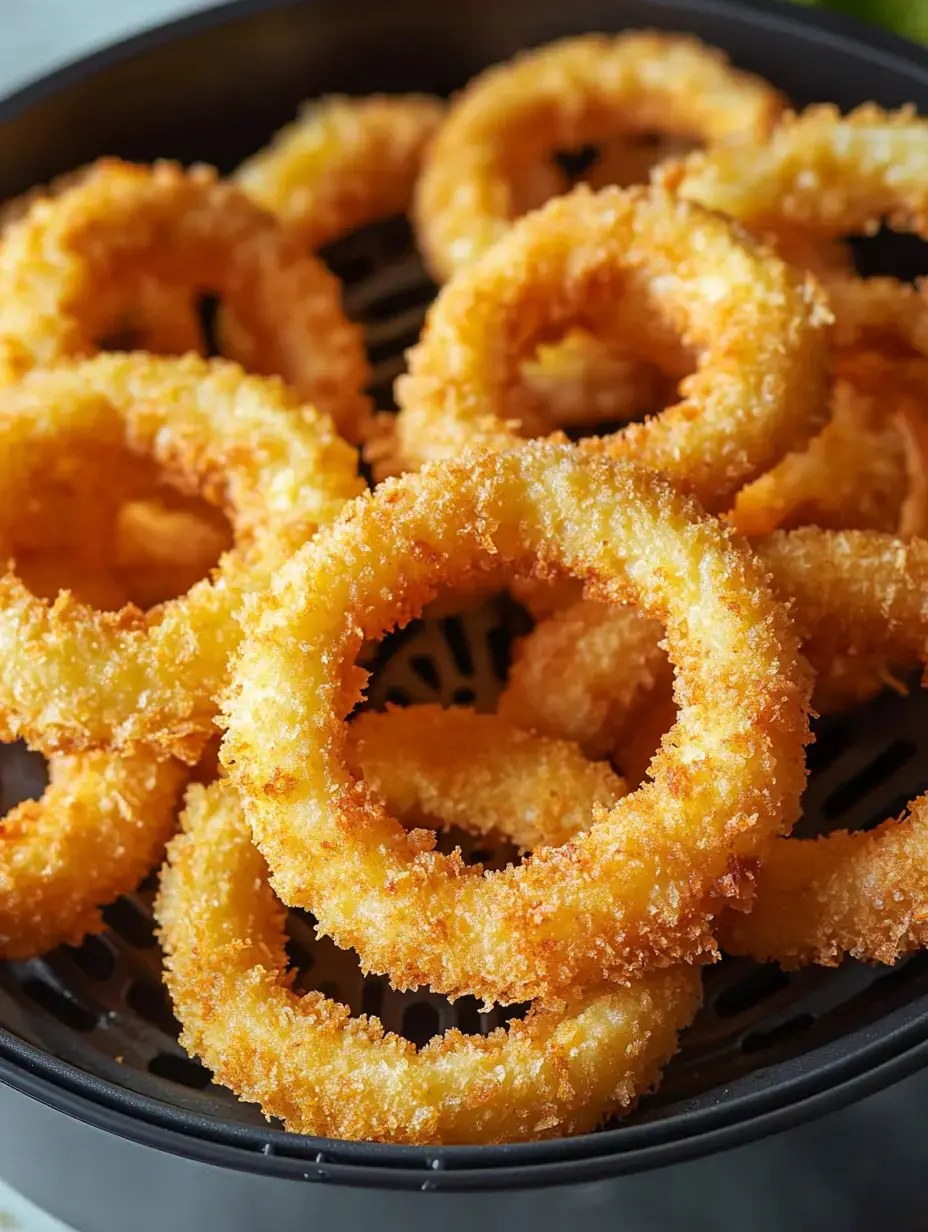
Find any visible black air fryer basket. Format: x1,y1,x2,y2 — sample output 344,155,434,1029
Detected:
2,2,928,1230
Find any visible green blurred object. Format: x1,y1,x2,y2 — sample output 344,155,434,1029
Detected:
795,0,928,43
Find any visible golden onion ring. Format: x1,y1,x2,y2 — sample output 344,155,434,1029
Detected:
0,749,186,959
348,705,628,851
415,31,783,281
666,105,928,366
505,528,928,774
730,375,912,538
718,796,928,968
395,185,831,512
499,604,669,760
0,353,363,763
221,442,811,1004
0,158,371,442
157,778,701,1144
235,94,444,245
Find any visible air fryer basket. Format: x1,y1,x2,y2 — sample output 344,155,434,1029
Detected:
2,1,928,1229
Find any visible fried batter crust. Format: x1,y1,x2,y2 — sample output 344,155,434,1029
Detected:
221,443,811,1003
157,780,701,1144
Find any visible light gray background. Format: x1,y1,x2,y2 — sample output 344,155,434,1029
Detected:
0,2,926,1229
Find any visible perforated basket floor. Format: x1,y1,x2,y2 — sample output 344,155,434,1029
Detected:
2,215,928,1170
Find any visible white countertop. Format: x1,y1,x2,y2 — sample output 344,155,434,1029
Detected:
0,0,214,98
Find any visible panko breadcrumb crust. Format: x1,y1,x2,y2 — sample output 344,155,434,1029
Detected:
156,778,702,1144
235,94,445,247
415,30,783,280
0,749,187,959
395,185,832,513
349,705,628,851
0,353,363,762
0,159,371,440
221,443,812,1005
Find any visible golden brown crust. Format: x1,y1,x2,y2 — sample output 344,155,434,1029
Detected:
156,780,702,1144
730,377,910,538
0,353,363,762
416,31,783,281
396,185,832,512
718,796,928,968
235,94,444,246
499,603,670,759
666,106,928,371
0,159,371,440
669,104,928,239
221,442,811,1003
0,749,186,958
349,705,628,850
503,528,928,968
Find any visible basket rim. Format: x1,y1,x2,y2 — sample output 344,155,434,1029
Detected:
2,996,928,1188
2,0,928,1189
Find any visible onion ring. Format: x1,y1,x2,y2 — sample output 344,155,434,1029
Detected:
664,105,928,364
235,94,444,245
0,749,186,959
717,796,928,968
499,604,669,759
668,104,928,240
590,143,855,284
221,442,811,1003
348,705,628,851
0,158,370,442
415,31,783,282
1,166,206,356
715,530,928,967
495,531,928,970
0,353,363,763
394,185,831,512
437,551,928,974
156,779,701,1144
730,375,911,537
506,527,928,776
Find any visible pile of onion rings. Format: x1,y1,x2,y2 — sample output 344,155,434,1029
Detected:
3,29,928,1150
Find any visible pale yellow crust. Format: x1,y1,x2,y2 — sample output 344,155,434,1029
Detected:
221,443,811,1004
348,706,628,851
395,185,831,513
416,31,783,281
0,749,186,959
156,780,702,1144
0,159,371,441
235,94,445,246
0,353,363,763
